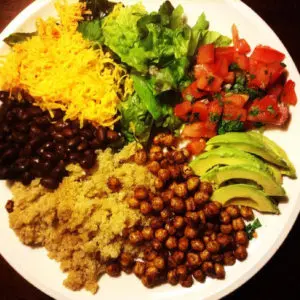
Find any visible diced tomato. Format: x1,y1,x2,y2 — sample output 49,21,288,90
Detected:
268,62,285,84
233,53,249,71
223,104,247,121
237,38,251,54
232,24,239,50
182,122,217,138
273,104,290,126
214,57,229,78
197,44,215,64
194,65,207,79
174,101,192,120
204,76,223,92
208,99,223,123
197,75,209,90
281,80,297,105
192,101,209,121
223,93,249,108
268,84,284,99
215,47,235,63
247,95,280,123
182,81,206,101
250,45,285,64
224,71,235,84
186,139,206,155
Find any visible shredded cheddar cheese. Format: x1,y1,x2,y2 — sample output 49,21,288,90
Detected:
0,1,133,127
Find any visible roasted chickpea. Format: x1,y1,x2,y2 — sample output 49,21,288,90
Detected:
134,150,147,165
240,206,254,221
181,164,193,179
219,211,231,224
220,224,233,234
194,191,209,205
170,197,185,213
223,251,236,266
5,200,14,213
202,261,214,276
187,252,201,267
168,165,181,179
154,177,165,190
152,239,162,251
142,226,154,240
161,190,174,204
152,196,164,212
198,210,206,224
160,158,169,169
150,216,164,229
145,266,159,283
174,183,188,198
166,236,178,250
153,256,166,270
141,275,154,288
173,216,185,229
153,134,164,145
193,269,206,283
203,235,211,244
206,241,220,254
106,263,121,277
107,176,122,192
128,197,140,209
234,245,248,261
187,176,200,192
167,269,179,285
149,151,163,161
211,254,224,263
158,168,171,182
173,251,185,265
161,134,175,147
204,202,221,218
185,212,199,225
161,208,172,220
217,233,232,248
226,205,240,218
235,230,249,246
214,263,225,279
232,217,245,231
199,182,213,195
155,228,168,242
199,249,211,262
184,226,198,239
120,252,133,267
165,223,176,235
150,145,162,153
176,265,188,281
140,201,152,215
134,186,148,200
143,248,157,261
173,151,186,164
180,275,193,288
178,237,189,252
185,197,196,211
191,239,205,252
133,261,146,278
129,231,144,245
147,161,161,174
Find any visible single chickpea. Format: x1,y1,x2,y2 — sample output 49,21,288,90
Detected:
128,197,140,209
187,176,200,192
180,275,193,288
106,263,121,277
145,266,159,283
198,210,206,224
158,168,171,182
140,201,152,215
147,161,161,174
161,208,172,221
200,249,211,262
211,254,224,263
194,191,209,205
234,245,248,261
173,151,186,164
149,151,163,161
223,251,236,266
134,186,149,200
204,202,221,218
150,145,162,153
155,228,168,242
219,211,231,224
173,216,185,229
142,226,154,241
150,216,164,229
235,231,249,246
160,158,169,169
220,224,233,234
202,261,214,276
167,269,179,285
181,164,194,179
193,269,206,283
165,223,176,235
214,263,225,279
161,134,175,147
184,226,198,239
176,265,188,281
152,239,162,251
161,190,174,204
191,239,205,252
153,256,165,270
134,150,147,165
185,212,199,224
168,165,181,179
174,183,188,198
120,253,133,267
185,197,196,211
199,182,213,195
154,177,165,190
240,206,254,221
152,196,164,212
226,205,240,218
107,176,122,192
165,236,178,250
170,197,185,213
217,233,233,248
129,231,144,244
232,217,245,231
133,261,146,278
206,241,221,254
172,251,185,265
178,237,189,252
187,252,201,267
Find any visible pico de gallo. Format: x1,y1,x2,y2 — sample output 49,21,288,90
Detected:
175,25,298,155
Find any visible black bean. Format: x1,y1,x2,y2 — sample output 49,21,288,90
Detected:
1,148,18,164
77,141,88,152
26,107,43,117
67,136,81,148
11,131,27,144
54,121,69,131
18,110,30,121
69,152,81,162
39,161,53,174
29,137,44,150
0,143,9,154
31,169,43,178
42,142,54,151
30,125,42,136
52,132,65,142
20,144,32,157
42,151,58,163
106,130,118,141
15,122,29,133
41,177,59,189
80,128,93,140
0,167,9,179
21,172,33,185
96,127,106,142
79,155,96,169
31,157,41,168
35,116,50,126
62,127,74,138
14,158,30,172
52,109,64,120
89,138,103,149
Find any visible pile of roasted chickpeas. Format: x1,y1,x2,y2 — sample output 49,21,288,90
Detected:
105,133,255,288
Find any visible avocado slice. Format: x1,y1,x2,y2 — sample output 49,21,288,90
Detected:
190,146,278,181
211,184,279,214
201,164,285,196
206,132,295,177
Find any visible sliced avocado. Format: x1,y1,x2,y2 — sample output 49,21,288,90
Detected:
201,164,285,196
247,131,296,178
190,146,275,179
211,184,279,214
267,164,282,184
206,132,289,169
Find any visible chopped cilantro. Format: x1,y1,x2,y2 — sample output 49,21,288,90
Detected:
280,62,287,68
267,105,275,114
253,122,264,128
214,93,222,101
229,62,240,71
209,112,220,123
250,74,256,80
218,119,244,134
245,218,262,240
249,107,259,116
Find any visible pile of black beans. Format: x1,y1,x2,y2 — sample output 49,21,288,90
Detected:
0,91,119,189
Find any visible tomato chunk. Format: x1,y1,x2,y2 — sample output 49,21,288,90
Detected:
214,57,229,78
223,104,247,121
232,24,239,50
281,80,297,105
182,122,217,138
250,45,285,64
174,101,192,120
237,38,251,54
197,44,215,64
233,53,249,71
186,139,206,155
224,71,235,84
215,47,235,63
204,76,223,92
208,99,223,123
223,94,249,108
268,84,284,99
182,81,206,101
192,101,209,121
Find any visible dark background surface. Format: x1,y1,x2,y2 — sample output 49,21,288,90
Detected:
0,0,299,299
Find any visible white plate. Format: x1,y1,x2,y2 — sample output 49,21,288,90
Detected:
0,0,300,299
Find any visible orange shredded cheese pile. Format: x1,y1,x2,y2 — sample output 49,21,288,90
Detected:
0,1,133,127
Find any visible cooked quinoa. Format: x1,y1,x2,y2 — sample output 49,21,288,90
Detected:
9,143,155,293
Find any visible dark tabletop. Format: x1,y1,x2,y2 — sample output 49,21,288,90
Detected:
1,0,300,299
